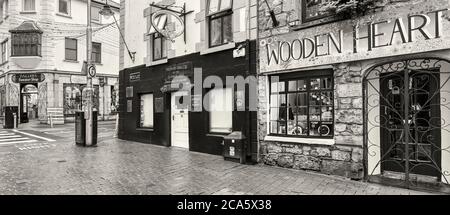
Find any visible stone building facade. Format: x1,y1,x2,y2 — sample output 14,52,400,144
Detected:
257,0,450,188
0,0,120,124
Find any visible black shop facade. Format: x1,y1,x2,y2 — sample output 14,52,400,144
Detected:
118,41,257,160
258,1,450,190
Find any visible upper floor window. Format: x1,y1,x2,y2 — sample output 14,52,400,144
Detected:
23,0,36,12
65,38,77,61
11,33,42,57
152,33,167,61
302,0,333,22
207,0,233,47
91,7,101,22
92,42,101,63
1,39,7,64
58,0,71,15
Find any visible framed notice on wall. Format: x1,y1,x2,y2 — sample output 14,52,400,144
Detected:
127,100,132,113
155,97,164,113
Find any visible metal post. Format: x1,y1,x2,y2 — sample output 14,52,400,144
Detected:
404,69,410,187
85,0,94,146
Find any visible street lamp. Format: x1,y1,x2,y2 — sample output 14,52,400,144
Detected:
99,0,114,18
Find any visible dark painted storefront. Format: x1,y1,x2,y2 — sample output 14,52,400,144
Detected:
118,40,257,161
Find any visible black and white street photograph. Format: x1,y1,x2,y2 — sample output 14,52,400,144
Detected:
0,0,450,211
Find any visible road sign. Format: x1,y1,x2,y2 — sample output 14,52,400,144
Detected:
88,65,97,78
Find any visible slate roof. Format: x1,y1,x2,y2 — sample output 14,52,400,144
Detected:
9,21,43,33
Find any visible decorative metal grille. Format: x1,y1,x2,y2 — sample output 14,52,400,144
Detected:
364,58,450,190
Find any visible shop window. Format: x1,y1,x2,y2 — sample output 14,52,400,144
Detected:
208,88,233,134
65,38,77,61
139,93,154,128
58,0,71,15
63,84,99,117
1,39,7,64
91,6,101,22
302,0,333,23
92,42,101,63
11,32,42,57
207,0,233,47
269,72,334,138
152,33,167,61
23,0,35,12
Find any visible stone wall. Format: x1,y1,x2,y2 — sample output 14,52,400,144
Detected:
258,62,365,180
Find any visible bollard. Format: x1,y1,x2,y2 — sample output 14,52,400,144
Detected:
13,113,17,129
50,114,54,128
114,113,119,138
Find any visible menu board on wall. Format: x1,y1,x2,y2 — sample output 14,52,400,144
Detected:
155,97,164,113
127,100,132,113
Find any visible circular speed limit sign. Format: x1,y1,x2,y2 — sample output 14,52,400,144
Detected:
88,65,97,78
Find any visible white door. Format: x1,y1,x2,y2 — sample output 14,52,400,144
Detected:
171,91,189,149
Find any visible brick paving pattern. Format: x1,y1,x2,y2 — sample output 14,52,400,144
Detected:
0,122,434,195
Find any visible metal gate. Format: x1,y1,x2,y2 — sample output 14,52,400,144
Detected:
364,58,450,190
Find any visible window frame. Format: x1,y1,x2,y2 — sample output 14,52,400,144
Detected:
151,33,166,61
92,42,101,64
301,0,334,23
22,0,36,12
65,37,77,61
269,70,335,139
1,39,7,64
11,32,42,57
139,93,154,129
208,11,233,48
207,87,234,135
58,0,71,15
91,6,101,23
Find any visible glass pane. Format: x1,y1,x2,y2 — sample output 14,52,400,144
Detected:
297,93,307,106
270,121,278,134
220,0,232,10
270,108,279,121
322,91,333,106
223,15,233,44
208,0,220,14
24,0,35,11
287,93,297,107
278,94,286,107
91,7,100,21
65,38,76,49
278,122,286,135
311,78,321,90
278,107,287,121
296,107,308,122
296,121,308,136
153,37,161,59
271,81,278,93
59,0,68,14
309,106,321,121
319,122,333,137
288,81,297,92
65,49,77,60
278,81,285,92
209,88,233,133
270,95,279,107
297,80,307,91
210,18,222,46
310,92,321,106
310,122,320,136
321,106,333,121
140,94,154,128
321,77,333,89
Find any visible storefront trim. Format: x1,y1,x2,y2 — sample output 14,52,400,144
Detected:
264,135,335,145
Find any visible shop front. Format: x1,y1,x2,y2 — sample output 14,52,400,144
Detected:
258,0,450,190
118,41,257,159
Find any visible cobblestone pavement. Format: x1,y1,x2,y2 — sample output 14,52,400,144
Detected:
0,122,435,195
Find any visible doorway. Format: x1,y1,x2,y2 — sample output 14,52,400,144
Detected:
20,84,39,123
365,58,450,187
171,91,189,149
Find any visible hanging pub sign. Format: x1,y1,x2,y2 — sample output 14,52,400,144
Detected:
12,73,46,83
260,8,449,73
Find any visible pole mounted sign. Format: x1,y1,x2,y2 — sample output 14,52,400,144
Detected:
149,3,193,43
88,65,97,78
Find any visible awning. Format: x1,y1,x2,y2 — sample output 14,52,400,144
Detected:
9,21,43,34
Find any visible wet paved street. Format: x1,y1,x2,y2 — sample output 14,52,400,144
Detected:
0,121,433,195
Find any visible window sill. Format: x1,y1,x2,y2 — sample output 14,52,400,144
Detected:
64,59,79,63
206,133,229,138
147,58,168,67
264,136,335,146
136,128,154,132
200,42,235,56
56,13,72,19
291,16,344,31
20,11,37,15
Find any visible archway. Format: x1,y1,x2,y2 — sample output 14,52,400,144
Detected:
20,83,39,123
363,58,450,190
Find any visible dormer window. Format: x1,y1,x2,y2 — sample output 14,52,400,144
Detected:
207,0,233,47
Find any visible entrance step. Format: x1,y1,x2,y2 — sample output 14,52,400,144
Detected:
369,171,450,194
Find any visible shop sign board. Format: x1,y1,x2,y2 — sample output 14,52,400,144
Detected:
155,97,164,113
260,8,450,73
129,72,141,82
12,73,46,83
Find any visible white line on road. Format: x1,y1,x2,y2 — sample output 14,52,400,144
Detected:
0,138,29,142
12,130,56,142
0,140,38,146
0,133,16,136
0,135,22,139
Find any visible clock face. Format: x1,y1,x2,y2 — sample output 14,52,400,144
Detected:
319,125,330,136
